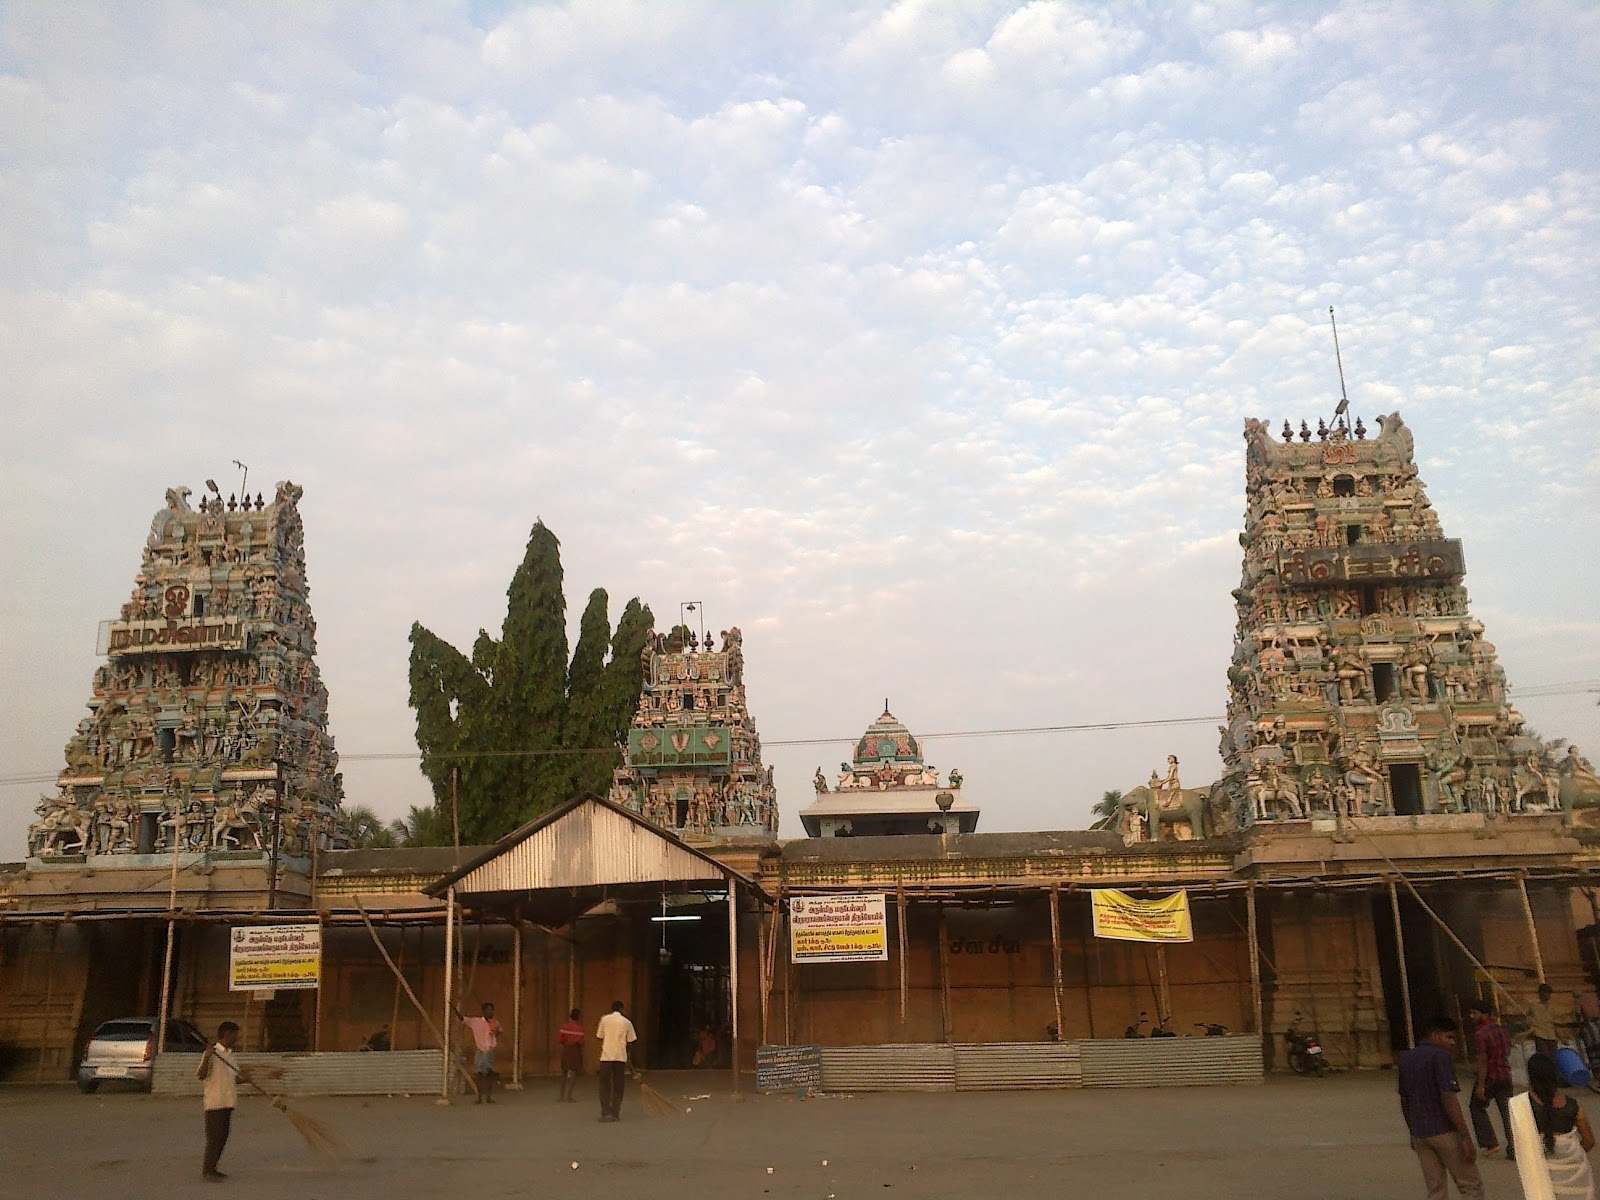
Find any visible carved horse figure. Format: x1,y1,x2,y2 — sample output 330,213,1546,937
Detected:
1249,767,1304,821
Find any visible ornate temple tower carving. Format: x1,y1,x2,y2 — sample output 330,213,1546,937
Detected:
1216,412,1595,827
608,625,778,840
29,483,344,861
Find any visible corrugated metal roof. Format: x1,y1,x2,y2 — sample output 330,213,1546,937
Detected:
320,847,487,876
430,793,758,898
780,830,1246,863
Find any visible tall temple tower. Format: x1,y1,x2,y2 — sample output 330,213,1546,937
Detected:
1216,412,1572,827
29,482,344,863
608,625,778,840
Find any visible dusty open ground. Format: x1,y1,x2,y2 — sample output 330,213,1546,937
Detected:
0,1071,1548,1200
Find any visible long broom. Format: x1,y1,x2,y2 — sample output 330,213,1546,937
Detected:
218,1058,346,1157
634,1072,683,1118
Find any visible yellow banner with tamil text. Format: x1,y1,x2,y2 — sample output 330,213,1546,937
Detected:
1089,889,1193,943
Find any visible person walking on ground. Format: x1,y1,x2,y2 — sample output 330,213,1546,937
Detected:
1398,1014,1483,1199
455,1000,502,1104
595,1000,638,1122
196,1020,253,1182
1528,985,1563,1058
558,1008,585,1102
1469,1000,1516,1161
1522,1051,1597,1199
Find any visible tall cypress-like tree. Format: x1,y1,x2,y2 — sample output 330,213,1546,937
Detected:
407,522,654,844
563,588,612,798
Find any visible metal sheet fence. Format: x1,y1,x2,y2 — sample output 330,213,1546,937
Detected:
152,1050,444,1097
1079,1036,1263,1088
812,1037,1259,1092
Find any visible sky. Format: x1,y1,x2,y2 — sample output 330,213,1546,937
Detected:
2,1,1597,858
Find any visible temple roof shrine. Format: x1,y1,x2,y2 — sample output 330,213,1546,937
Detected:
800,706,978,837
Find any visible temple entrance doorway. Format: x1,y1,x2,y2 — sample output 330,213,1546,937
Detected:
1389,763,1424,816
1371,888,1446,1054
648,896,729,1070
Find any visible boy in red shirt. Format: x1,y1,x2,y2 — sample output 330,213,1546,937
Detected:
557,1008,585,1102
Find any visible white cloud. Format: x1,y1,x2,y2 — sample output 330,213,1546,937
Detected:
1,1,1597,852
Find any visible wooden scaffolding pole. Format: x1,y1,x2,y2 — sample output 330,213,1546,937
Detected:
1154,945,1172,1030
783,903,794,1045
442,886,455,1100
1516,872,1547,984
1048,884,1065,1039
727,884,741,1093
312,911,324,1051
567,934,577,1012
1388,878,1416,1047
937,902,952,1043
756,904,770,1046
1246,881,1264,1041
512,908,523,1089
155,808,185,1055
35,922,60,1082
389,925,406,1051
897,885,909,1029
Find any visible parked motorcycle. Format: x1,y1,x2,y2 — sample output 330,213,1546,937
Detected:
1285,1011,1327,1075
1194,1022,1229,1037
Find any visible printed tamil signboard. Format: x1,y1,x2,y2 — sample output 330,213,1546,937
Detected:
229,924,321,991
790,894,888,963
1089,889,1194,944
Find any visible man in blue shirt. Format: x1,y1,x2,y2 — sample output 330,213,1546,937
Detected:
1397,1015,1483,1198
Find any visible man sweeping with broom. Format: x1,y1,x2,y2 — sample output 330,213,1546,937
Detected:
197,1021,251,1181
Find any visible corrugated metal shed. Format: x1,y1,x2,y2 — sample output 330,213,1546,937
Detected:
1079,1036,1263,1088
152,1050,443,1096
429,794,757,899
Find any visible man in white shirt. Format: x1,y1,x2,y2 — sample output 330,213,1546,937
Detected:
595,1000,638,1121
196,1020,251,1181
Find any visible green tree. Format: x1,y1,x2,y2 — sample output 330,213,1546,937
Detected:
407,521,654,844
389,805,451,847
344,804,396,848
1090,789,1123,829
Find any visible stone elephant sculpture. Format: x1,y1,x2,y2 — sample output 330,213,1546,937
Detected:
1121,784,1211,841
1561,774,1600,824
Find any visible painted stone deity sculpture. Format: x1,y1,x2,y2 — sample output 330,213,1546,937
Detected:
29,483,345,859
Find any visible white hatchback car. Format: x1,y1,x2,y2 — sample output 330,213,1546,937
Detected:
77,1017,207,1092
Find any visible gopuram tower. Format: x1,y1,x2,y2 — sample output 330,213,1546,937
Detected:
608,625,778,841
29,482,344,864
1216,412,1593,828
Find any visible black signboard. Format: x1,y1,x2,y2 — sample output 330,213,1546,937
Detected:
756,1043,822,1094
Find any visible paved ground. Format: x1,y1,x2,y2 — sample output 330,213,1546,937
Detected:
0,1071,1545,1199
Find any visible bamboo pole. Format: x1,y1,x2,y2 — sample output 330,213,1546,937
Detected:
1516,872,1546,984
1076,889,1096,1038
312,911,323,1051
389,926,406,1050
756,904,770,1046
35,923,60,1082
783,904,793,1045
1246,881,1264,1041
512,910,523,1089
442,886,455,1099
937,903,952,1043
1388,879,1415,1047
897,885,909,1029
728,885,741,1093
1154,944,1172,1030
155,807,185,1055
567,935,577,1013
1048,884,1065,1039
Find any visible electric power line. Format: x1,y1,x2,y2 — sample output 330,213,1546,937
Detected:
1,682,1594,790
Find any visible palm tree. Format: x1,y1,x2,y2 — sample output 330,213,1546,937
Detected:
1092,789,1123,819
344,804,396,849
390,804,451,847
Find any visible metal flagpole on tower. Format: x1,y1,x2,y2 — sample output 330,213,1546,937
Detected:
1329,306,1351,431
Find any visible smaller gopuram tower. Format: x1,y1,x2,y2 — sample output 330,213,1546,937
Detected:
608,624,778,841
800,706,977,837
1216,412,1585,828
29,482,344,864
